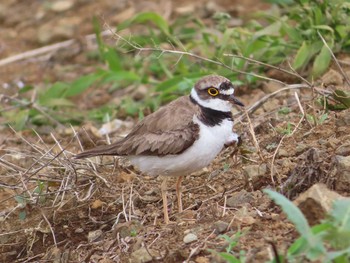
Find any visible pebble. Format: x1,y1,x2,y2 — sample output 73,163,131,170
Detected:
183,233,198,244
243,164,267,181
334,155,350,191
88,230,103,242
226,190,254,207
335,143,350,156
130,248,153,263
50,0,74,12
212,220,229,234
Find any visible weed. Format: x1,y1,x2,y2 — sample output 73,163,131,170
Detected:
265,189,350,262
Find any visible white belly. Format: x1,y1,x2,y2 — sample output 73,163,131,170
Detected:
128,117,237,177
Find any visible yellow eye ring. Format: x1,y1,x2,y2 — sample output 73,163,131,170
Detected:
208,87,219,96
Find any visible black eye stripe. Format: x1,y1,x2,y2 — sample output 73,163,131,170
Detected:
219,81,233,90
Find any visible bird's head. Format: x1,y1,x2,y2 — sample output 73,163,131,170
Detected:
190,75,244,112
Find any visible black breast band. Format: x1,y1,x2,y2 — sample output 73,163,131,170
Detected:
190,95,233,127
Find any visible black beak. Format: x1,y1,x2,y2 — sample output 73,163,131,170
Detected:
229,95,245,107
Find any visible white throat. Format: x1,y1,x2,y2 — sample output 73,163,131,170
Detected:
190,88,232,112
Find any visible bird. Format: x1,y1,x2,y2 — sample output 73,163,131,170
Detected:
75,75,244,224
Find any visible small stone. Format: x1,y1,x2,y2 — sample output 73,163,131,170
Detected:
50,0,74,12
296,144,308,154
294,183,346,225
278,148,289,157
226,190,255,207
263,98,280,112
335,143,350,156
183,233,198,244
336,111,350,127
130,248,153,263
243,164,267,181
37,17,81,44
333,155,350,191
91,199,105,209
321,69,343,86
262,80,284,94
74,228,84,233
212,220,229,234
195,256,210,263
88,230,103,242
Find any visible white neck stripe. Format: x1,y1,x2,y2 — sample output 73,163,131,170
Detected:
190,88,232,112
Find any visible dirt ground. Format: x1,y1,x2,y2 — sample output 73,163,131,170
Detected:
1,0,350,263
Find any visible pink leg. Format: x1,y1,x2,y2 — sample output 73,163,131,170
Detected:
176,176,183,213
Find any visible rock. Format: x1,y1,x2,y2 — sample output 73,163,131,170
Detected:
183,233,198,244
243,164,267,181
336,111,350,127
277,148,289,157
195,256,210,263
263,98,280,112
296,143,308,154
130,248,153,263
262,80,284,94
226,190,255,207
74,228,84,233
333,155,350,191
321,69,343,86
37,17,81,44
335,143,350,156
88,230,103,242
212,220,229,234
50,0,74,12
294,183,346,225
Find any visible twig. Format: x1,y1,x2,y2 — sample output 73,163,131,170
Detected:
244,108,264,161
233,84,332,121
270,92,305,185
0,30,114,67
223,53,312,86
38,208,57,247
105,25,288,86
317,31,350,86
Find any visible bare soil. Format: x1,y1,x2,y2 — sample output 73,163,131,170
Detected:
1,0,350,263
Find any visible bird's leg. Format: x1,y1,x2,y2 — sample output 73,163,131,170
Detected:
176,176,183,213
161,177,170,224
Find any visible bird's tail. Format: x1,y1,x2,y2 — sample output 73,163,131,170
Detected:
74,144,120,159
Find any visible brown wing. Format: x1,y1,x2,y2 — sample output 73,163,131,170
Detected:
75,96,200,158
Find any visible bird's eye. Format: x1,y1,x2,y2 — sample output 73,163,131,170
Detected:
207,87,219,96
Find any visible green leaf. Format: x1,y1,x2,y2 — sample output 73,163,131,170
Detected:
333,90,350,109
254,21,282,38
312,25,334,33
19,210,26,220
14,195,27,205
282,22,302,42
103,47,122,72
155,73,206,93
312,44,332,78
293,41,311,70
40,82,69,101
64,74,100,97
18,85,34,94
12,109,29,130
101,71,140,84
117,12,170,36
217,252,241,263
264,190,313,242
39,98,75,107
331,199,350,232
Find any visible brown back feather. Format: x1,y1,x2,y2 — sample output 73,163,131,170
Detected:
75,96,200,158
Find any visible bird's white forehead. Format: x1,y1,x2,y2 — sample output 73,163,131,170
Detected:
220,88,234,95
